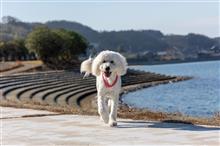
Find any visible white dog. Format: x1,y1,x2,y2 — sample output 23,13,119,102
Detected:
80,50,127,127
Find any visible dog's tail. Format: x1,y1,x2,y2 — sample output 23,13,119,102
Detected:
80,56,93,78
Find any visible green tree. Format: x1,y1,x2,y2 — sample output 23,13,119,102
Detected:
0,39,28,60
10,39,29,56
53,29,87,61
25,27,62,61
25,27,88,69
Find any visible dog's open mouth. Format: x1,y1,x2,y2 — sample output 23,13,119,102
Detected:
104,71,112,78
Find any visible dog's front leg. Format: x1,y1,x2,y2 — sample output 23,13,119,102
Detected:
109,96,119,127
97,95,109,124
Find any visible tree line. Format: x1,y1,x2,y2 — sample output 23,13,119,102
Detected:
0,26,88,69
1,16,219,64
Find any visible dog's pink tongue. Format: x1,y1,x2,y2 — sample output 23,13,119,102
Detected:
104,72,111,78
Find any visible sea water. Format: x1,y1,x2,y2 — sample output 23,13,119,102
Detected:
122,61,220,117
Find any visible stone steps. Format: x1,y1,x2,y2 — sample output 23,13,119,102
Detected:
0,70,175,109
0,72,85,84
0,71,65,81
57,86,96,106
2,74,95,97
0,75,77,89
42,82,95,104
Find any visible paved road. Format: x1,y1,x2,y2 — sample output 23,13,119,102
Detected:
1,107,220,145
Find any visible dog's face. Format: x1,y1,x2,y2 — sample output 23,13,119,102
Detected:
92,50,127,77
99,59,117,78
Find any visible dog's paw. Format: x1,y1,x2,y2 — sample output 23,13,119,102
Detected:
109,121,117,127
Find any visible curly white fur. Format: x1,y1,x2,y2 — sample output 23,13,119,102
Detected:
81,50,127,127
80,57,93,78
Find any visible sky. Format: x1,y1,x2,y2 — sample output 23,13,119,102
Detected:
0,0,219,37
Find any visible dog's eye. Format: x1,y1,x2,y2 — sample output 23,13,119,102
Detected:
110,61,114,64
103,60,106,63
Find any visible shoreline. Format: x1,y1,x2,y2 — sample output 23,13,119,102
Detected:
1,61,219,126
1,75,219,126
128,58,220,66
80,76,220,126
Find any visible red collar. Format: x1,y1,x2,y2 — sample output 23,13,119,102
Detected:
102,73,118,88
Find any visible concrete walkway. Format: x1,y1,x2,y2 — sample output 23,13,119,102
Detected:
1,61,43,76
1,107,220,145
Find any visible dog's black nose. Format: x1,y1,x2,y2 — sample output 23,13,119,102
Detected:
106,66,110,71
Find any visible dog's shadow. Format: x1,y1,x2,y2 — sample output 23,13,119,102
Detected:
117,120,220,132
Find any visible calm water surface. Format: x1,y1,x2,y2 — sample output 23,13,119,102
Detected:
122,61,220,117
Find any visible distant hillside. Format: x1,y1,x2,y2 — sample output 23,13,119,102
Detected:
1,16,219,61
46,20,100,42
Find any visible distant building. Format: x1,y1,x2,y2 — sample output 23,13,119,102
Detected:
156,51,167,56
210,45,220,53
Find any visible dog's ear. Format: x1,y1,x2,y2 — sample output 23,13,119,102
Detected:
91,54,102,76
116,53,128,76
